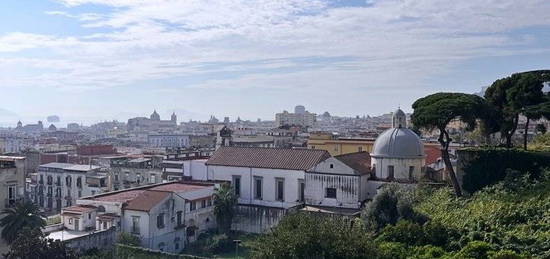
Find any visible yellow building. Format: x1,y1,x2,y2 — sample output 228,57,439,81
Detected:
308,133,376,156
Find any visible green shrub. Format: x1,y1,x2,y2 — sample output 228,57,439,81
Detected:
459,148,550,193
455,241,494,259
411,245,448,259
363,184,427,230
117,232,141,247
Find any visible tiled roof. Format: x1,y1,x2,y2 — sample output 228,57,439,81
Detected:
92,190,146,203
97,213,119,221
424,145,442,165
149,183,210,192
206,147,331,171
334,152,371,174
62,204,97,214
124,190,170,212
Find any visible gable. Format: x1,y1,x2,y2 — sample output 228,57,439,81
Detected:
308,157,357,175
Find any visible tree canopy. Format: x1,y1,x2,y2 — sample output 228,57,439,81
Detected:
212,183,237,235
484,70,550,148
411,92,488,131
0,200,46,243
412,92,488,196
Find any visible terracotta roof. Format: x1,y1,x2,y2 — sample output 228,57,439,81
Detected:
61,212,82,217
124,190,170,212
62,205,97,214
92,190,146,203
206,147,331,171
424,145,441,165
97,213,119,221
149,183,210,192
334,152,371,174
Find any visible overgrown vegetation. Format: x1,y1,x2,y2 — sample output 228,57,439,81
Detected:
459,148,550,193
247,170,550,258
115,244,206,259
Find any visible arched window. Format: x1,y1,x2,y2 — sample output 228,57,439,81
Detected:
97,205,106,213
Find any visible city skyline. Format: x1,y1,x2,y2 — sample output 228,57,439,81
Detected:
1,0,550,124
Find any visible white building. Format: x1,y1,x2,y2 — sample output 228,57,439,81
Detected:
205,147,330,209
53,182,217,253
370,108,425,182
35,163,107,212
305,152,371,210
148,134,190,148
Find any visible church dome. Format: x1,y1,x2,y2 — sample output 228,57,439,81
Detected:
372,128,424,158
372,108,424,159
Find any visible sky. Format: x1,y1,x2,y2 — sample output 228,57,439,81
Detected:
1,0,550,126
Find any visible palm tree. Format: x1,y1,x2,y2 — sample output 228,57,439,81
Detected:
213,183,237,235
0,200,46,243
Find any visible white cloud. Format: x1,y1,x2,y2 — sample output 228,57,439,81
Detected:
2,0,550,97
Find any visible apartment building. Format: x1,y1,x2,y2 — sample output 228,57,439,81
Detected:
51,182,217,253
34,163,106,212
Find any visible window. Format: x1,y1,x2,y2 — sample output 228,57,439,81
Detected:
190,201,196,211
8,185,16,200
157,213,165,229
76,177,82,188
78,190,82,197
276,178,284,201
158,242,165,252
325,188,337,198
207,198,212,207
88,213,91,220
409,166,415,181
69,218,73,224
388,165,394,179
201,200,206,208
299,180,305,202
329,164,334,169
358,146,363,152
254,177,263,199
40,175,44,184
114,174,119,181
232,176,241,197
176,211,183,226
66,176,71,186
91,190,96,196
103,222,107,230
150,174,156,183
131,216,140,234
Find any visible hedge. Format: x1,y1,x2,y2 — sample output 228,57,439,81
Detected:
458,148,550,193
115,244,207,259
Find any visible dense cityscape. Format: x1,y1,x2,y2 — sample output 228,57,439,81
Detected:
1,1,550,259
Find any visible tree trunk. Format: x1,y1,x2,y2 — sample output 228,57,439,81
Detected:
438,129,462,197
505,114,520,149
523,117,530,151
